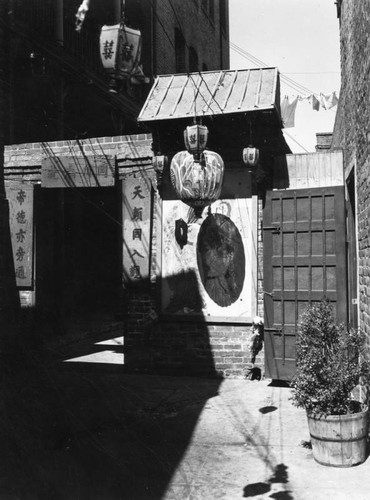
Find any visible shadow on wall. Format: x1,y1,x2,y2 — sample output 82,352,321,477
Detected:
0,195,21,331
124,269,220,378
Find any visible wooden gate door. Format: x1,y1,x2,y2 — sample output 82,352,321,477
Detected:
263,186,347,381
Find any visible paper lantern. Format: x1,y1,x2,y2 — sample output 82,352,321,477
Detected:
243,146,260,167
170,150,224,217
152,155,168,188
99,23,144,90
184,124,209,161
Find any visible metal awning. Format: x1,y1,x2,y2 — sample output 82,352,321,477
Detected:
138,68,281,123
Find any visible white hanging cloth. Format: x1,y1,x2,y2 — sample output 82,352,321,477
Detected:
281,96,299,128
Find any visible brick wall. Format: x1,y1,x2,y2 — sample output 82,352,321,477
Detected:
5,133,264,379
332,1,370,341
4,134,153,171
154,0,229,75
125,291,263,379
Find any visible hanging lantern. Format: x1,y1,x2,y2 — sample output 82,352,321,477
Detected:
243,146,260,167
99,23,147,92
184,124,209,161
152,155,168,188
170,150,224,217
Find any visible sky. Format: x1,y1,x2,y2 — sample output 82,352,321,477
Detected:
229,0,341,153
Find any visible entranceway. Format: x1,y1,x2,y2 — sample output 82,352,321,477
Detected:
35,186,120,318
263,186,347,380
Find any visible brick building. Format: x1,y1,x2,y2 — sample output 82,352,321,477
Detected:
2,0,229,144
0,1,236,374
3,66,292,379
331,0,370,333
1,2,351,380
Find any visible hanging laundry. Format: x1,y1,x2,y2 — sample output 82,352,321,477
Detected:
319,93,329,109
320,92,338,110
326,91,339,109
312,94,320,111
281,96,299,128
305,94,319,111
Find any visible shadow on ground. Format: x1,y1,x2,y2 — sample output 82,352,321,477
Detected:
243,464,293,499
0,344,220,500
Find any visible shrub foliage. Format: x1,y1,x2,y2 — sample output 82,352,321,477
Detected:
291,299,370,417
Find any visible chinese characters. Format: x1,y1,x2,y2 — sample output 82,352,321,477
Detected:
8,186,34,287
122,177,150,283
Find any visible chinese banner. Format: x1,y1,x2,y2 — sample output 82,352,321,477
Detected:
122,174,152,284
41,156,114,188
6,184,34,287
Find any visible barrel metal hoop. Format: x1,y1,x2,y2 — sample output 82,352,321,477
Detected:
309,433,366,443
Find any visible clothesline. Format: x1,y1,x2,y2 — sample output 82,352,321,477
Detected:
281,91,339,128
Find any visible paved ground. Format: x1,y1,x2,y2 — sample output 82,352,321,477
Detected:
1,331,370,499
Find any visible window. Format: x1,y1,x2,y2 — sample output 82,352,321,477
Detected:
220,0,227,33
189,47,198,73
175,28,186,73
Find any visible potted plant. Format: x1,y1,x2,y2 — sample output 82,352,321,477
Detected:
290,299,370,467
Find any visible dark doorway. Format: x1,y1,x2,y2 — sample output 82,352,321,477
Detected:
346,170,358,328
36,186,120,319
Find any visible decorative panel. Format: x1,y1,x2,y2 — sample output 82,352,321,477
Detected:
122,174,152,285
161,197,258,322
41,156,115,188
6,184,34,287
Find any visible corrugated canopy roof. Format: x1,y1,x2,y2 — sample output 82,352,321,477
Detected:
138,68,281,123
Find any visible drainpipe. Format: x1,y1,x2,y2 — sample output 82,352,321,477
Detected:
151,0,156,79
219,13,223,69
55,0,64,139
55,0,66,322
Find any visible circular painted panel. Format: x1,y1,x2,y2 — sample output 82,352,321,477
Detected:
196,214,245,307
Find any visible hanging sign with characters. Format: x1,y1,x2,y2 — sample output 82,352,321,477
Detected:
6,183,34,287
122,173,152,285
41,155,114,188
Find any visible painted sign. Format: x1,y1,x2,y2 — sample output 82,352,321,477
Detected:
122,174,152,284
41,155,114,188
161,198,258,322
6,184,34,287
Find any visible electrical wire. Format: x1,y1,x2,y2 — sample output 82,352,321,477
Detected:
230,41,315,96
230,40,340,102
283,130,310,153
154,0,336,120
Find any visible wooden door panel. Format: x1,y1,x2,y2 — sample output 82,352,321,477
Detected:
264,186,346,380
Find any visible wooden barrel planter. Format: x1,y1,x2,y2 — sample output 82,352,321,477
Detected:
307,406,369,467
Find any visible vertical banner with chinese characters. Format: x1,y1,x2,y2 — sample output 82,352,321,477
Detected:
6,184,34,287
122,174,152,285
